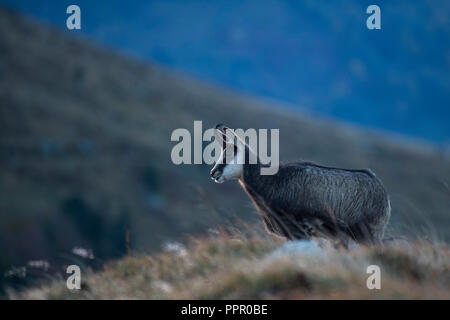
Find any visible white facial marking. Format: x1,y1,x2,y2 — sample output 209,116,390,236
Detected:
213,143,244,183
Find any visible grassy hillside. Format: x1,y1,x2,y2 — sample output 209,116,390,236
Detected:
0,8,449,293
14,227,450,299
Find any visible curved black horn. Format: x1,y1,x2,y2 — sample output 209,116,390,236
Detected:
215,123,226,132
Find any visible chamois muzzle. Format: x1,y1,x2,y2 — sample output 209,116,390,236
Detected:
210,168,223,182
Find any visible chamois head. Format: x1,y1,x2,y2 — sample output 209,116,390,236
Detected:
210,124,247,183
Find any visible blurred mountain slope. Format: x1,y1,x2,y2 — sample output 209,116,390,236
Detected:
0,8,449,291
1,0,449,142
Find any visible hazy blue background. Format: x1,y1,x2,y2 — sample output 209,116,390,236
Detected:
1,0,449,143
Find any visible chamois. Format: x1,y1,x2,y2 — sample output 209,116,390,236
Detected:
210,124,391,244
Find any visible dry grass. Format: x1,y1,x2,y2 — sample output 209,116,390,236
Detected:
14,227,450,300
